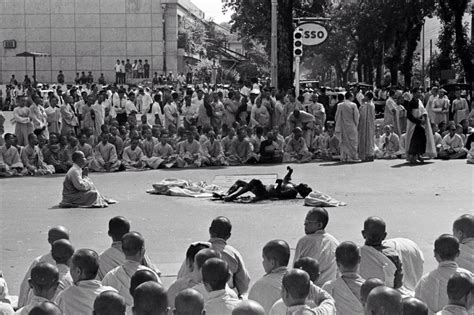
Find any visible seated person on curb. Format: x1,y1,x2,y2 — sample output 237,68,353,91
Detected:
436,272,473,315
402,297,429,315
152,132,178,169
102,231,161,307
365,286,403,315
259,131,283,164
59,151,116,208
415,234,473,314
89,132,122,172
132,282,168,315
202,258,240,315
294,207,339,287
176,131,204,168
283,127,312,163
438,123,466,160
21,133,55,176
15,262,59,315
0,133,25,176
227,127,258,165
322,241,365,314
202,130,228,166
174,288,205,315
55,249,117,314
122,137,145,170
93,290,126,315
220,166,312,203
453,214,474,273
376,125,399,159
248,240,290,313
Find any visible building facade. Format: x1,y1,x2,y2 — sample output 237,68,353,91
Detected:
0,0,206,84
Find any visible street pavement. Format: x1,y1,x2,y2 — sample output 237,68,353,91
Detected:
1,159,472,295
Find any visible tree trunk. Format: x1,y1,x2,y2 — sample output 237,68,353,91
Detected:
277,0,294,92
357,59,363,83
389,66,398,86
453,1,473,83
402,22,423,87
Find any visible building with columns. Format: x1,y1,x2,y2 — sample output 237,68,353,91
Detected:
0,0,206,84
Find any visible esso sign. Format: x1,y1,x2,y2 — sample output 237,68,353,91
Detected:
298,23,328,46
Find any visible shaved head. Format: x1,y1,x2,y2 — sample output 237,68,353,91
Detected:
202,258,229,291
194,248,220,269
48,226,69,245
29,262,59,299
93,291,126,315
363,217,387,244
209,216,232,239
133,282,168,315
293,257,320,283
130,270,158,297
174,288,204,315
360,278,385,305
434,234,460,261
51,239,75,265
453,214,474,240
108,216,131,240
365,286,402,315
29,301,63,315
282,269,310,301
232,300,265,315
402,297,428,315
122,232,144,257
335,241,360,270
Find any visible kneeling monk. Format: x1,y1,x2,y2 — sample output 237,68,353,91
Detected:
59,151,116,208
221,166,312,202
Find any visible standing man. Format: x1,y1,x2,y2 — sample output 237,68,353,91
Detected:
143,60,150,79
114,60,121,85
358,91,375,162
125,59,132,84
335,92,360,162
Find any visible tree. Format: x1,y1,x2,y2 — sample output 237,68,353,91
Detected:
178,16,208,56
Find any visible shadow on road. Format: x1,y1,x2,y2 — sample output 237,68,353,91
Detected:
391,161,434,168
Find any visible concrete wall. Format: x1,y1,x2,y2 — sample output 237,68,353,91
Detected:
0,0,165,84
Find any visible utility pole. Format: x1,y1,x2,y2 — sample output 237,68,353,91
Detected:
271,0,278,90
421,23,425,89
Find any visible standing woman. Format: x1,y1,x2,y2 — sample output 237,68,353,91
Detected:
13,95,33,146
405,88,436,163
45,96,61,135
358,91,375,161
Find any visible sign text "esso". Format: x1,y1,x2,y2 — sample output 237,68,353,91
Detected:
298,23,328,46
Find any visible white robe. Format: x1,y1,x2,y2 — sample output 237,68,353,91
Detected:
322,276,364,315
192,283,238,303
359,245,397,288
415,261,472,314
457,238,474,273
248,267,287,314
294,230,339,287
436,305,470,315
14,295,49,315
55,280,117,315
204,289,240,315
102,260,160,306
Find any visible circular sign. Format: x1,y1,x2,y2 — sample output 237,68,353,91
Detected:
297,23,328,46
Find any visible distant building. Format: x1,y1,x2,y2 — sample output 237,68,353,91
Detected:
0,0,208,83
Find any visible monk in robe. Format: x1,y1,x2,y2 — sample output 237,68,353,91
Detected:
152,133,178,169
21,133,55,176
453,214,474,273
82,94,103,141
132,282,168,315
13,95,33,146
0,133,25,176
28,301,63,315
294,207,339,287
51,240,74,299
59,151,115,208
78,133,93,166
438,123,466,160
97,216,158,280
335,92,360,162
360,278,385,308
139,128,161,168
202,131,228,166
365,286,403,315
221,128,236,157
322,242,365,314
15,262,59,315
93,291,126,315
122,138,145,170
250,97,270,129
248,240,290,313
18,226,69,308
233,300,265,315
359,217,404,292
102,232,161,308
259,131,284,164
30,94,49,140
415,234,473,314
227,128,258,165
358,92,375,161
174,289,205,315
283,127,312,163
436,272,472,315
287,110,316,148
168,243,210,309
45,97,61,135
43,133,69,173
89,133,122,172
176,131,203,168
60,95,78,136
55,249,117,314
376,125,400,159
402,297,429,315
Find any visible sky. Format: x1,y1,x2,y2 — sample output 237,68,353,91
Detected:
191,0,232,23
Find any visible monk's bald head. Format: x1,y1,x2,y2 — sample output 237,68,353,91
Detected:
174,288,204,315
29,301,63,315
48,226,69,245
453,214,474,241
209,216,232,239
130,270,158,297
202,258,229,291
362,217,387,244
360,278,385,305
93,290,126,315
108,216,130,241
51,239,75,265
122,232,145,257
365,286,402,315
30,262,59,299
133,282,168,315
434,234,459,261
335,241,360,271
71,249,100,281
194,248,220,270
447,272,473,302
294,257,320,283
282,269,310,301
402,297,428,315
232,300,265,315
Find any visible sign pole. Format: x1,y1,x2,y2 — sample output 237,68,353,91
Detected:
271,0,278,90
295,56,300,97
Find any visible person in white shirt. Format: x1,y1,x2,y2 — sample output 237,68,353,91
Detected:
202,258,240,315
114,60,122,84
132,282,168,315
93,290,126,315
15,262,59,315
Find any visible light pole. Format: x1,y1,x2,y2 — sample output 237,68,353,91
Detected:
271,0,278,90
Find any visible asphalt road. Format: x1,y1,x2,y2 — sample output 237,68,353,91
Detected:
1,159,473,295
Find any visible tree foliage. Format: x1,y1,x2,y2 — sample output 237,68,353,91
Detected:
178,16,208,56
